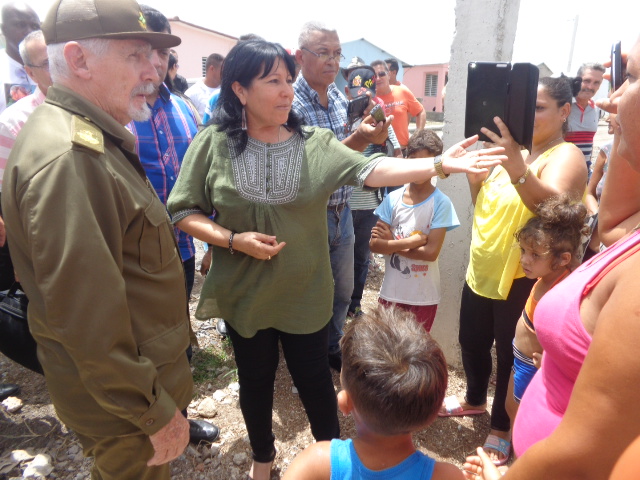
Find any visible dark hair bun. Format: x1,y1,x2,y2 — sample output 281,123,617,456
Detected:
570,76,582,97
536,194,587,232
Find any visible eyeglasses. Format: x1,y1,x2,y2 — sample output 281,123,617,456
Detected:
376,71,387,78
27,60,49,70
301,47,345,63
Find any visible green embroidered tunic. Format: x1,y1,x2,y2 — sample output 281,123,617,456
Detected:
168,126,383,338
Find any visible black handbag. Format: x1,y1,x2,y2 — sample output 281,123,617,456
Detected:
0,284,43,374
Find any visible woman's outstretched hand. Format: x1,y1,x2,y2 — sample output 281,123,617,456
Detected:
463,447,505,480
441,134,506,175
234,232,286,261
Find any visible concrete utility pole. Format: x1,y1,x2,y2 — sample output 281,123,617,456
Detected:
567,15,579,73
431,0,521,366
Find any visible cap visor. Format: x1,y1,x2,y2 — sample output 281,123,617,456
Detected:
96,31,181,49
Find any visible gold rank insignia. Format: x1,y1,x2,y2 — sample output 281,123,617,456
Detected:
138,11,147,30
71,116,104,154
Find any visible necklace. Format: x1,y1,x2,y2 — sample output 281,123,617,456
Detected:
535,136,563,155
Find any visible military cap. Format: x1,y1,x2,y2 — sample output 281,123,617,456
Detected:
42,0,181,48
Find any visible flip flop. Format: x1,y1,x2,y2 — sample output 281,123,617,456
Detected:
438,395,486,417
483,434,511,466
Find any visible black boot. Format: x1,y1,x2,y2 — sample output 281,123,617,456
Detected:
0,383,20,401
188,419,220,444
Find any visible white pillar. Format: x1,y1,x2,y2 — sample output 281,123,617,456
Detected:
431,0,521,366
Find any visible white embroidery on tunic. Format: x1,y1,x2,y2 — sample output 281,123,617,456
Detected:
228,134,303,204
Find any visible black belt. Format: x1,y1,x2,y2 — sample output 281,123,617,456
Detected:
327,203,347,215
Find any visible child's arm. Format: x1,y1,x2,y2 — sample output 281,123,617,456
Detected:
369,220,427,255
397,227,447,262
281,441,332,480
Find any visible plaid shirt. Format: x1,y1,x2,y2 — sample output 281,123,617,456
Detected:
292,74,352,206
128,84,198,261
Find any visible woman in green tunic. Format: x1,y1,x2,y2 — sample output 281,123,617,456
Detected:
167,40,505,480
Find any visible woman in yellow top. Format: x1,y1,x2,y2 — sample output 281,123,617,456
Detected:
439,77,588,465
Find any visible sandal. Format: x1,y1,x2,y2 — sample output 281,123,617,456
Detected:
483,434,511,466
438,395,486,417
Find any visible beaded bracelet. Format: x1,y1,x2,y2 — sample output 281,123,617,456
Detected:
229,232,236,255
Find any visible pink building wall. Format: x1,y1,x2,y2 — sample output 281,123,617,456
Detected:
402,63,449,113
168,19,238,81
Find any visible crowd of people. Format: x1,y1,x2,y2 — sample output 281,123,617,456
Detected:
1,0,640,479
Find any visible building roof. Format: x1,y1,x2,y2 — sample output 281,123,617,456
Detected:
168,17,238,41
341,38,413,68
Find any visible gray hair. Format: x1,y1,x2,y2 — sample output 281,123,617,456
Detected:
576,63,606,78
48,38,111,83
19,30,44,66
298,21,338,48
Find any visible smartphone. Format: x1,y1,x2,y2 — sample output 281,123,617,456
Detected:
611,41,623,91
465,62,539,152
347,95,369,128
370,104,386,123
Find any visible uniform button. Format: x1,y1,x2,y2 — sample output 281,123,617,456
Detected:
146,419,154,426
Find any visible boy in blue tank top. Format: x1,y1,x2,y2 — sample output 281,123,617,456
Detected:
282,307,465,480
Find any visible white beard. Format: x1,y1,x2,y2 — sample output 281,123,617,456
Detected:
128,82,155,122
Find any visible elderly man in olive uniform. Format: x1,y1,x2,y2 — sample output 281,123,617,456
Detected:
1,0,193,478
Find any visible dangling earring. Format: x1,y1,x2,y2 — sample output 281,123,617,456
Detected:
241,107,247,131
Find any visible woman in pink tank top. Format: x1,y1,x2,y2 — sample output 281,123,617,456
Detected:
463,39,640,480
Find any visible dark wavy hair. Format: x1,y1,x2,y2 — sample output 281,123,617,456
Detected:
516,194,588,269
213,40,303,153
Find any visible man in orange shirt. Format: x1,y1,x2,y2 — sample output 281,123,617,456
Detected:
371,60,425,151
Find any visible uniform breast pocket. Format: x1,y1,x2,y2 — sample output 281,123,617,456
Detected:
139,199,178,273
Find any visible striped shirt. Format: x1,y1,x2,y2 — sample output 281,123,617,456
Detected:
292,74,352,206
350,126,401,210
127,84,199,262
565,99,599,165
0,87,46,191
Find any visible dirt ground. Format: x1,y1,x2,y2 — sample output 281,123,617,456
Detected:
0,249,499,480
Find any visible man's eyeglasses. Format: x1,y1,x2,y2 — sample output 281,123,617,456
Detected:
376,71,387,78
301,47,345,63
27,60,49,70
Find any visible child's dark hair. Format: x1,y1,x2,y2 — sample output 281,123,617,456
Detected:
406,129,443,157
340,307,448,436
515,194,588,270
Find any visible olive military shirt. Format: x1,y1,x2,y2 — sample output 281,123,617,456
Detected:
2,85,193,437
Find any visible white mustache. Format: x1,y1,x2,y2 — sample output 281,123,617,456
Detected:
131,83,155,97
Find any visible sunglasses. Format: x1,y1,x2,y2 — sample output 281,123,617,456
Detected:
376,72,387,78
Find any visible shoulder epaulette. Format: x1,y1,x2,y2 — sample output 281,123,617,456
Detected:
71,115,104,154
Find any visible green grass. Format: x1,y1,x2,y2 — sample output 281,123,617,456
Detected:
191,345,236,384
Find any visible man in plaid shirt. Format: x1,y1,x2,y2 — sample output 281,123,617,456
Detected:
127,5,220,446
293,22,390,372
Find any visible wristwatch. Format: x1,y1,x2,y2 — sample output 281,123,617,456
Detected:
513,167,531,187
433,155,449,179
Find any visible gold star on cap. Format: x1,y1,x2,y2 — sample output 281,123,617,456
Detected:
138,11,146,30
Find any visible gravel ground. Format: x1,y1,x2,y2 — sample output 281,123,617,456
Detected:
0,248,499,479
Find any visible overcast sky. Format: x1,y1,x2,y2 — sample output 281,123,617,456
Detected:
25,0,640,77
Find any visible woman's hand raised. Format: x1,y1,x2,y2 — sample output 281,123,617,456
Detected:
480,117,526,178
441,134,507,176
234,232,286,261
